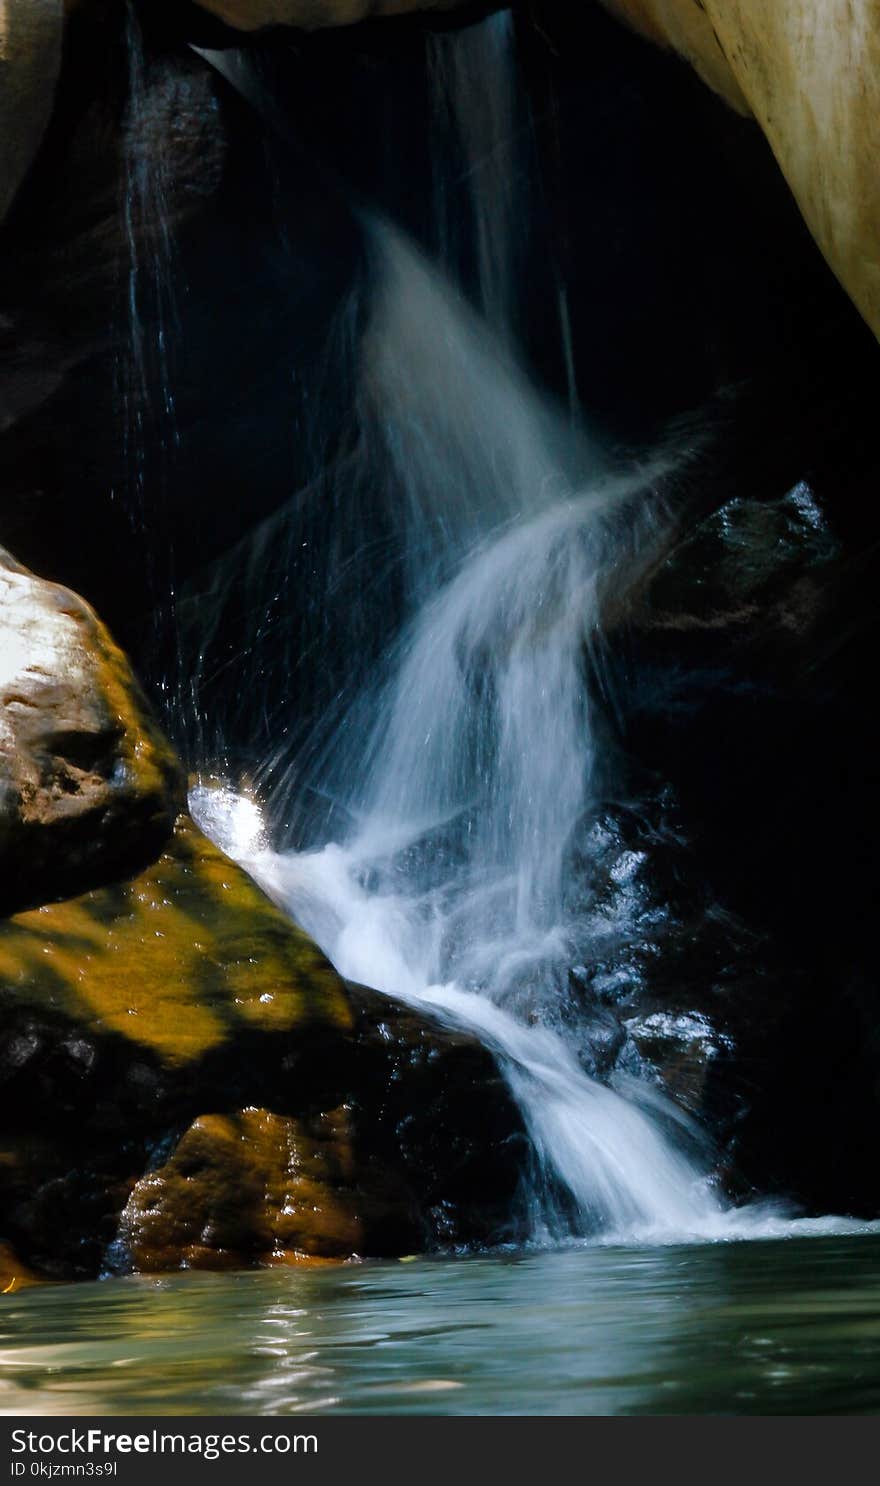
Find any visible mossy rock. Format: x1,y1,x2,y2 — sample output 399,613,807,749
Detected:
0,812,352,1067
0,816,529,1276
121,1106,419,1270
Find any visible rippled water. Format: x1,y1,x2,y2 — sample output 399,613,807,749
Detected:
3,1237,880,1415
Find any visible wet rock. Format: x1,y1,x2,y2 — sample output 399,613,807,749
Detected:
607,482,880,1212
563,799,766,1134
577,1007,628,1078
0,549,185,913
0,812,352,1069
624,1009,732,1119
0,1239,42,1294
121,1106,416,1269
344,982,529,1251
0,815,528,1276
616,482,841,888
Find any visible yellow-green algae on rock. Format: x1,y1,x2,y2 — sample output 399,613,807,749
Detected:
0,813,528,1277
121,1106,412,1270
0,813,352,1066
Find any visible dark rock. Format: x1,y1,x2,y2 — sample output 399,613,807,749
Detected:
0,0,63,224
604,481,880,1213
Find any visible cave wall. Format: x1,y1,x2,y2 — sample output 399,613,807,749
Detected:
2,0,880,1223
600,0,880,342
0,0,64,223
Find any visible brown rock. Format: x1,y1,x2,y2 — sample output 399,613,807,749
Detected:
0,549,185,913
122,1106,414,1269
0,1238,42,1293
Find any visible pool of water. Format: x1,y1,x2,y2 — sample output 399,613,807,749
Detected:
2,1236,880,1415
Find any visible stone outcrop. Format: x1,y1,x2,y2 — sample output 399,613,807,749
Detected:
0,550,185,914
600,1,880,341
0,816,527,1277
187,0,470,32
0,0,64,224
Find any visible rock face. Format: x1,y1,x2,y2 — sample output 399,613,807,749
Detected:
0,550,185,914
188,0,470,31
598,0,750,113
600,1,880,341
609,481,880,1213
0,0,64,223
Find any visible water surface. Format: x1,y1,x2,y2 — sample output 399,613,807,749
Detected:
3,1237,880,1415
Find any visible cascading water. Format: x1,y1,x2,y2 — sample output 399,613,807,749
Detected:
187,12,722,1239
428,10,520,340
118,1,180,533
189,13,880,1245
193,214,727,1240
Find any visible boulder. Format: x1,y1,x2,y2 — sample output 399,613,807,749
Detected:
599,1,880,341
0,549,185,914
121,1106,415,1269
0,0,64,224
0,813,528,1276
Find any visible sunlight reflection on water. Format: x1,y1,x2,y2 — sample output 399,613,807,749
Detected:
2,1237,880,1416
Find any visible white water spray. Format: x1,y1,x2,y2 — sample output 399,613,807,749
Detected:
180,13,880,1248
193,211,738,1240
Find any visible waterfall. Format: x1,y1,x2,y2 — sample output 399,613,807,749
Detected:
190,14,782,1242
118,1,180,534
193,208,732,1239
428,10,521,339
